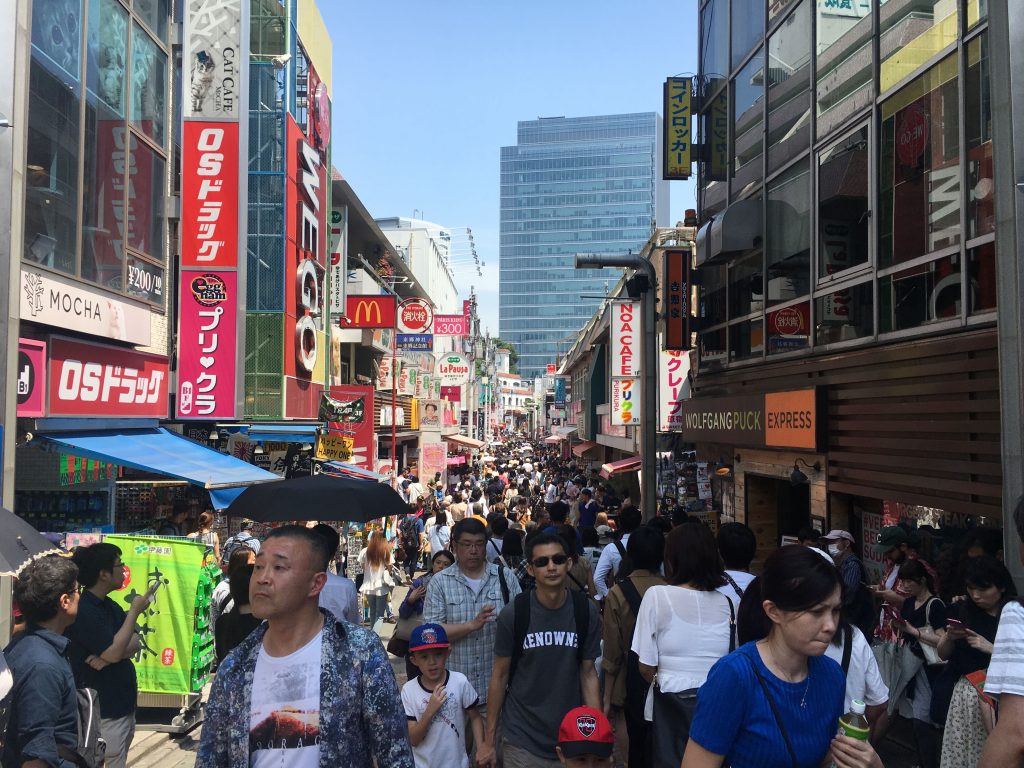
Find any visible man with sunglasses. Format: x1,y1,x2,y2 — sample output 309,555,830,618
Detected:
477,533,601,768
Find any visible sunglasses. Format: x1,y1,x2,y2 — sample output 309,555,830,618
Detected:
531,554,569,568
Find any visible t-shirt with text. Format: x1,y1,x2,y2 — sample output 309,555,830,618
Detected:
402,670,478,768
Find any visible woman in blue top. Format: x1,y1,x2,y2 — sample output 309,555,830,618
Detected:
683,545,882,768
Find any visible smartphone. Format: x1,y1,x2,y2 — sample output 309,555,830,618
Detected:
946,618,964,629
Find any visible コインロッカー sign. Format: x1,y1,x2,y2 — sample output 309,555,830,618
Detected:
677,388,824,451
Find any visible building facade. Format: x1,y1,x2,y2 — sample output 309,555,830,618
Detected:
376,217,460,314
499,113,669,380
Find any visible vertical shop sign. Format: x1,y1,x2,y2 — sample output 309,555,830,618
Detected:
324,386,376,468
177,272,238,418
553,378,566,408
708,87,729,181
663,249,692,350
609,300,641,426
664,77,692,179
329,207,347,314
180,122,239,268
659,345,691,432
183,0,243,120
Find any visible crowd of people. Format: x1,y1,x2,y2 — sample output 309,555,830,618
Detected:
1,438,1023,768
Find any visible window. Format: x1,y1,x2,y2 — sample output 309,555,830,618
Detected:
767,0,810,173
730,318,763,361
879,0,958,93
729,249,763,320
732,49,764,199
818,126,870,278
700,327,727,365
732,0,764,70
879,255,960,333
967,241,996,314
966,0,987,29
701,0,729,80
699,87,729,215
770,0,800,22
131,23,167,145
816,0,872,138
126,137,166,261
134,0,169,40
701,264,727,327
815,281,873,344
767,300,810,353
965,34,993,240
879,56,959,268
767,161,810,305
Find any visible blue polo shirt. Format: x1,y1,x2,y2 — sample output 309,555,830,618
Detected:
3,627,78,767
64,590,138,718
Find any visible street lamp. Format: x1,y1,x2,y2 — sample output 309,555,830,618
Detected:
575,252,658,522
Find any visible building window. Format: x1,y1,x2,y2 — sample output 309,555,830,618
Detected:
701,264,728,327
879,0,958,93
700,326,727,365
966,0,988,29
732,48,764,200
769,0,800,23
131,22,167,146
730,317,763,361
135,0,169,41
879,254,961,333
767,299,810,354
879,55,960,269
967,241,996,314
127,137,166,261
767,160,810,305
815,280,873,344
767,0,810,174
728,248,763,320
701,0,729,81
699,87,729,215
818,126,870,279
965,33,993,240
815,0,872,139
731,0,764,70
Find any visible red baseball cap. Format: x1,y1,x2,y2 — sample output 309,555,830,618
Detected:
557,706,613,758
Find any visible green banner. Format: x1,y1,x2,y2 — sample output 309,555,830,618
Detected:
106,535,206,694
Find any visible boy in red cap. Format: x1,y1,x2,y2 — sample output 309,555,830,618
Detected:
555,706,614,767
402,622,483,768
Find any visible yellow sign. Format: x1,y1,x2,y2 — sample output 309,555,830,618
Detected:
664,78,692,180
315,434,354,461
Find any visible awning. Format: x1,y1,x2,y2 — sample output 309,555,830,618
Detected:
319,461,384,481
37,428,281,490
572,440,599,458
555,425,578,438
444,433,486,450
600,456,642,479
245,423,319,443
544,435,563,444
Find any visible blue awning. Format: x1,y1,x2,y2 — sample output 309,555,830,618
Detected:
244,424,319,443
320,461,384,482
37,428,282,490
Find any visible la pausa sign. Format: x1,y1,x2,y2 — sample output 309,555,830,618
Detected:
438,354,470,385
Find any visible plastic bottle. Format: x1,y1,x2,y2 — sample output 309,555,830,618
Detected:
837,699,870,741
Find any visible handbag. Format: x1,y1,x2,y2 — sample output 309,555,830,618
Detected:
393,612,420,642
918,598,946,666
385,635,409,657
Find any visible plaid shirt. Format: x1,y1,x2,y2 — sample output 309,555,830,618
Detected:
424,561,521,703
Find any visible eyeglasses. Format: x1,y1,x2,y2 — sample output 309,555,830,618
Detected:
531,554,569,568
457,540,487,551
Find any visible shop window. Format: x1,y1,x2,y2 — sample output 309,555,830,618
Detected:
24,57,81,277
732,0,764,70
815,0,872,138
767,160,810,305
766,1,810,173
134,0,169,41
730,317,763,361
700,264,728,327
965,34,993,240
729,249,764,320
131,23,167,145
701,0,729,80
126,137,166,261
879,254,961,333
732,50,764,200
818,126,870,279
966,0,987,29
879,56,960,268
767,300,810,354
967,241,996,314
880,0,958,93
815,280,872,344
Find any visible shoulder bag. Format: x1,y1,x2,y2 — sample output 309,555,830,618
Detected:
918,597,946,666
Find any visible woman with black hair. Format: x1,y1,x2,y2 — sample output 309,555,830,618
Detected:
684,545,881,768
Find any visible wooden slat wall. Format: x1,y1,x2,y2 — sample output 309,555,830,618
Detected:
692,328,1002,517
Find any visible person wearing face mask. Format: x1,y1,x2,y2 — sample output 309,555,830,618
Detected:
822,531,875,626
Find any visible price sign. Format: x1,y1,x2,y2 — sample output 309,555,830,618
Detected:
433,314,467,336
126,257,165,304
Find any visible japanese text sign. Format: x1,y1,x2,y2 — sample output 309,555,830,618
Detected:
326,386,376,468
48,337,168,418
181,122,240,268
663,249,692,350
610,300,640,376
664,77,692,180
659,346,691,432
610,377,641,426
329,207,347,314
177,271,238,419
433,314,468,336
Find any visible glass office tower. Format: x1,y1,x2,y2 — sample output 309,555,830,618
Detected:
499,113,669,380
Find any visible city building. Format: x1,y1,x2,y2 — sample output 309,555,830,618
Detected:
499,113,669,379
376,216,460,314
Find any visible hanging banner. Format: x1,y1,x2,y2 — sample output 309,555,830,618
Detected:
325,385,376,468
664,77,692,180
180,122,240,268
183,0,243,120
437,353,470,386
329,208,347,314
663,249,692,350
554,377,566,408
610,300,640,376
659,344,691,432
314,433,354,462
177,271,238,419
610,377,641,426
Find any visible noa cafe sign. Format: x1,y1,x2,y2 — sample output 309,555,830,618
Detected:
438,353,471,385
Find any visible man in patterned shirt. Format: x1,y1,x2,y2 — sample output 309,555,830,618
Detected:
196,525,413,768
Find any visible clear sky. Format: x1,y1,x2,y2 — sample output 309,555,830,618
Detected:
324,0,698,337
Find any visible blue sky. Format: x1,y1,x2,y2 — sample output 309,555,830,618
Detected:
324,0,698,336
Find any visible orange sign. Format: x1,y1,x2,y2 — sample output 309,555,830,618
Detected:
765,389,818,449
344,295,397,328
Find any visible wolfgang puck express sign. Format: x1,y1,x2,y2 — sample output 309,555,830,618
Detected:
678,388,824,450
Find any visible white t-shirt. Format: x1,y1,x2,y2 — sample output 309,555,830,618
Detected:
716,570,756,604
986,600,1024,698
402,670,479,768
823,625,889,712
544,483,558,504
319,572,358,622
632,585,733,697
250,630,323,768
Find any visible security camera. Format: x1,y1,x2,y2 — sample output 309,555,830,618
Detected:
272,54,291,68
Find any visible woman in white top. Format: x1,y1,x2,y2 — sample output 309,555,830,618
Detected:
427,506,451,556
632,522,736,768
357,530,393,630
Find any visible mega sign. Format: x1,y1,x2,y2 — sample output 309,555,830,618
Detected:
49,337,168,418
610,300,641,425
181,122,240,268
677,388,823,450
437,354,470,385
177,271,237,419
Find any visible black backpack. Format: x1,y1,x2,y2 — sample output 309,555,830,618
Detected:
611,539,633,584
399,516,421,551
846,557,878,641
509,590,590,683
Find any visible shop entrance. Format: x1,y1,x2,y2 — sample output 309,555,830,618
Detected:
745,474,811,555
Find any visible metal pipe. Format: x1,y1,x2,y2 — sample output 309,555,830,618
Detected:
575,253,658,522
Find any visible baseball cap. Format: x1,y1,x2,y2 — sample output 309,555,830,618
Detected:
408,623,450,653
873,525,908,554
557,706,614,758
822,529,855,543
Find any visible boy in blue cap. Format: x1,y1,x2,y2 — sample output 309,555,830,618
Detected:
402,623,483,767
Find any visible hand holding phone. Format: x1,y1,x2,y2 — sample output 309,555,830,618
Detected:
946,618,964,629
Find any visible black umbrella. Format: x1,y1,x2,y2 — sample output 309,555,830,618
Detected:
0,507,64,576
228,473,408,523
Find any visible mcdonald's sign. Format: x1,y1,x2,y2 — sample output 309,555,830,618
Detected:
344,295,397,328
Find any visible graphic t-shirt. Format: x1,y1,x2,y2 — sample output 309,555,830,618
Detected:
401,670,478,768
250,630,323,767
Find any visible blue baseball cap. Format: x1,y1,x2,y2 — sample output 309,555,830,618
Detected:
409,623,450,653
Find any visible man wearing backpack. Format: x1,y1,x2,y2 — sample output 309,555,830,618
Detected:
399,506,426,581
593,506,642,601
477,532,601,768
220,518,261,572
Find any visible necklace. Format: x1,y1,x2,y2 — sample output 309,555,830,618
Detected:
760,640,812,708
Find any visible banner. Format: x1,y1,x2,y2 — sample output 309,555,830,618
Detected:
419,400,442,431
554,377,566,408
419,441,447,485
659,345,691,432
106,535,208,694
180,122,240,268
329,208,347,314
325,385,376,467
664,77,692,180
177,271,237,418
433,314,468,336
398,298,433,334
314,433,354,462
610,377,641,426
610,300,641,426
437,353,470,386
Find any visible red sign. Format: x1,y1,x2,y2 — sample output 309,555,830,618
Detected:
546,364,557,374
344,295,396,328
17,338,46,417
767,303,810,336
177,271,238,419
434,314,468,336
440,385,461,404
398,298,433,334
48,337,169,418
326,385,376,468
663,249,691,350
181,121,240,268
896,103,929,167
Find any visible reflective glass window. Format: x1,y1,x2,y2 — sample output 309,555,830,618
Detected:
701,0,729,80
701,264,728,326
818,127,870,278
732,49,764,199
879,255,961,333
966,0,987,29
131,23,167,145
879,56,959,268
729,249,764,319
133,0,169,40
880,0,958,93
967,241,996,314
126,137,166,260
767,0,810,173
770,0,799,21
966,34,993,240
816,0,872,138
730,318,763,360
700,87,729,215
767,161,810,305
815,281,873,344
767,300,810,353
700,327,728,365
732,0,764,70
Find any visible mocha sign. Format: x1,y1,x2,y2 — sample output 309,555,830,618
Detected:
677,388,824,450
